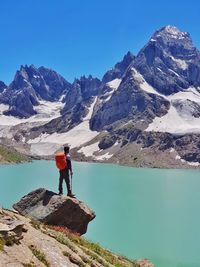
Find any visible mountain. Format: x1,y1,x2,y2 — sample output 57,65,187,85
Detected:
61,75,101,116
1,25,200,167
0,65,71,118
134,26,200,95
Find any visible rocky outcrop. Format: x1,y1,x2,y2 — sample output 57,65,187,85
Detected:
0,81,7,94
4,87,39,118
0,209,25,246
13,188,96,235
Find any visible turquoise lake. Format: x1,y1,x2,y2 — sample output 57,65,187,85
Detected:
0,160,200,267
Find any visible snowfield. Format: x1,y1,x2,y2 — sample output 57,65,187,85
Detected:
130,68,200,134
78,142,100,157
146,87,200,134
78,141,113,161
0,100,64,126
28,97,99,155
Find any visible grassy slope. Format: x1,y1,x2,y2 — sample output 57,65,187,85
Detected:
0,210,154,267
0,145,28,163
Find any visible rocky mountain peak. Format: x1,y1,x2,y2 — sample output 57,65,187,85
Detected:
0,81,7,93
102,51,135,83
149,25,195,58
153,25,190,40
11,68,31,91
122,50,135,62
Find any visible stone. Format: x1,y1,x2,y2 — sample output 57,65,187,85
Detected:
0,211,25,245
13,188,96,235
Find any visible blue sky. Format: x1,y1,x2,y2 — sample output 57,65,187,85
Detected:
0,0,200,84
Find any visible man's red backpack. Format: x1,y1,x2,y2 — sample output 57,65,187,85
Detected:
55,152,67,170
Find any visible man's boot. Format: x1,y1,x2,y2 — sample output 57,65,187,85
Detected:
67,190,75,198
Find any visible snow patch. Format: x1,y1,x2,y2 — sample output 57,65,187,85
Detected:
167,87,200,103
34,100,64,118
187,161,200,167
168,69,180,77
84,97,97,120
0,104,9,114
59,94,65,101
131,68,163,96
33,75,40,79
146,104,200,134
146,87,200,134
95,152,113,160
28,97,99,155
78,142,100,157
174,151,200,166
113,141,119,146
107,78,121,90
0,100,64,126
170,55,188,70
164,26,187,39
104,78,122,102
156,67,163,73
30,143,61,156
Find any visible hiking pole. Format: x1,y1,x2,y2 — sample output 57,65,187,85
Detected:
70,173,73,193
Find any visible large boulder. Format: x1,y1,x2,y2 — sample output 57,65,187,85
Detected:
13,188,96,235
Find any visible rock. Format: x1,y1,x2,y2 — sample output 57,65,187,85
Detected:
13,188,96,235
137,259,155,267
61,75,101,116
0,211,25,245
102,51,135,83
0,81,7,94
98,135,117,150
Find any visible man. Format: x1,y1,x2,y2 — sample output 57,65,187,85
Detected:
58,145,75,197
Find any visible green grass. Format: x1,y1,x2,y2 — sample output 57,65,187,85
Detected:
22,263,37,267
29,245,50,267
0,233,16,247
63,251,86,267
30,219,41,230
66,234,140,267
0,235,5,251
54,234,78,253
5,234,15,246
0,145,27,163
46,228,139,267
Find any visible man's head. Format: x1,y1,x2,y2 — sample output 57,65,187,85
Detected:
64,145,70,154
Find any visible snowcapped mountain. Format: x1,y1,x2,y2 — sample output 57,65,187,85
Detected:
1,25,200,167
0,65,71,118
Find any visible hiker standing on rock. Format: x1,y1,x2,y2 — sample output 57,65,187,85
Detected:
55,145,75,197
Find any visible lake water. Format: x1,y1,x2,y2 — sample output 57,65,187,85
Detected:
0,160,200,267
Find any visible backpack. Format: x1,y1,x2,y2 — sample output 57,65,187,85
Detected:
55,152,67,170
